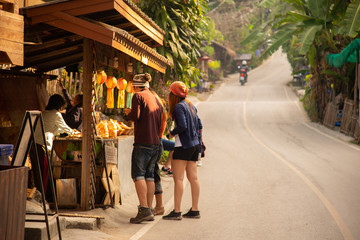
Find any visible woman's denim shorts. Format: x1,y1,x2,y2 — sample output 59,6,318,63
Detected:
131,143,159,181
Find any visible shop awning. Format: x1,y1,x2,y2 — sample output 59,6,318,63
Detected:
17,0,170,73
326,39,360,68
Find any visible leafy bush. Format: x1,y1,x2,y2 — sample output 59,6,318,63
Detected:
301,89,319,122
208,60,221,70
159,151,169,165
203,46,215,56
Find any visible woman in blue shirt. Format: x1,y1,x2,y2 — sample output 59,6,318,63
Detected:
163,81,202,220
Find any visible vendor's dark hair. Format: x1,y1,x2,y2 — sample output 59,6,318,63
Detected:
46,94,65,110
75,94,83,106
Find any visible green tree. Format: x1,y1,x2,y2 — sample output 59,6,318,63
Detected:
245,0,360,121
138,0,212,85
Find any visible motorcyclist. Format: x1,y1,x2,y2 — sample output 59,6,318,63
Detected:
239,60,249,82
237,60,249,84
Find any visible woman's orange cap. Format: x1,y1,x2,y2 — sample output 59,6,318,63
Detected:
170,81,188,98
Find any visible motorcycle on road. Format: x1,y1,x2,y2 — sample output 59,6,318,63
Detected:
239,67,248,85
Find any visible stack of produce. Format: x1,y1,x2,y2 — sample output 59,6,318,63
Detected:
96,120,133,138
96,121,109,138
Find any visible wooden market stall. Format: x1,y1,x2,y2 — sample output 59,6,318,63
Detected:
5,0,170,211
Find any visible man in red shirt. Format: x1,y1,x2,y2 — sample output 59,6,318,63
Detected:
124,73,163,223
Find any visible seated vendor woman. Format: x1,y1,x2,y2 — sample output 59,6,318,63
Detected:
31,94,77,198
58,79,83,131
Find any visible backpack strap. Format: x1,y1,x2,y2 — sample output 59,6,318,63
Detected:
181,101,201,145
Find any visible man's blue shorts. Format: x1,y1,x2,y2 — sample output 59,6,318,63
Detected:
131,143,159,181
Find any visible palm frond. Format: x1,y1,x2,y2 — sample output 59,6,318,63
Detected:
259,0,279,8
178,48,190,62
241,29,263,45
283,0,306,12
330,0,348,21
168,17,179,36
308,0,326,18
297,25,322,55
168,41,179,58
262,27,297,57
342,0,360,38
307,44,316,68
165,52,174,66
287,11,316,22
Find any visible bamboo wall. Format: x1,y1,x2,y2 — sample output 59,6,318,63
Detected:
47,71,83,97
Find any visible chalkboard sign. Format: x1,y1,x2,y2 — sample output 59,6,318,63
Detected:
10,111,62,239
11,111,46,166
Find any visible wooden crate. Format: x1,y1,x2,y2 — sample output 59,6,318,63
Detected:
0,165,28,240
340,99,354,135
323,102,337,129
350,115,358,137
353,117,360,143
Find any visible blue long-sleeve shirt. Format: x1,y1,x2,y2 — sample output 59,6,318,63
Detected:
170,101,202,149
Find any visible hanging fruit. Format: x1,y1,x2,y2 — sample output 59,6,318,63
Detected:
105,76,117,108
116,78,127,109
96,70,107,85
116,78,127,91
125,81,133,108
125,81,133,93
105,76,117,88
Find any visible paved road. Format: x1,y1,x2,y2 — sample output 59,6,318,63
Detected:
140,50,360,240
63,51,360,240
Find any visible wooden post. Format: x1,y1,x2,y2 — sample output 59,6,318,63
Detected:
81,38,93,210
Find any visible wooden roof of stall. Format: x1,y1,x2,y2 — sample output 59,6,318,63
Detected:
16,0,170,73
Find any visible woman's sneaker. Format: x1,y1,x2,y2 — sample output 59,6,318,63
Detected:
182,208,200,219
161,166,173,175
162,210,182,220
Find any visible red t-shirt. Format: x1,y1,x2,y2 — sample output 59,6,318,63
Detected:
128,88,162,145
